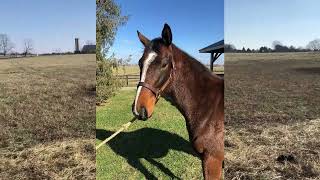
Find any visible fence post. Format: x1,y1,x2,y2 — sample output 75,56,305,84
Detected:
126,75,129,86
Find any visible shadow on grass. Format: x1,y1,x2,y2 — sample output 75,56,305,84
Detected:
96,128,198,179
294,67,320,75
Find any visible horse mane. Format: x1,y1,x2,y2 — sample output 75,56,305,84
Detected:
149,38,221,80
171,44,220,79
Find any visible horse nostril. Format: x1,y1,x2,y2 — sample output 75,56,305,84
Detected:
140,107,148,121
131,102,135,114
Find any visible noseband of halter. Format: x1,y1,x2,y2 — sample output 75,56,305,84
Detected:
137,65,174,101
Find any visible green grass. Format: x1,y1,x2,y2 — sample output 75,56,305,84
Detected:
96,89,203,179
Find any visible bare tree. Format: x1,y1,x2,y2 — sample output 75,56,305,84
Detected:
306,39,320,51
0,34,14,56
85,40,95,45
23,39,34,56
119,55,132,75
53,48,62,54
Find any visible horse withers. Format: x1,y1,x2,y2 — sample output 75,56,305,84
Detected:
132,23,224,180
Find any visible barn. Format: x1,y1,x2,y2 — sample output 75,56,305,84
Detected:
81,45,96,54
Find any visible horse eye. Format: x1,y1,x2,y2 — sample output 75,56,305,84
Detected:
162,59,169,68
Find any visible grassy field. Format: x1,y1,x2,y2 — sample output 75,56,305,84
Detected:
225,52,320,179
96,89,203,179
0,55,96,179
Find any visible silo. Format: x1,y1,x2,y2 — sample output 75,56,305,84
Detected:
74,38,80,54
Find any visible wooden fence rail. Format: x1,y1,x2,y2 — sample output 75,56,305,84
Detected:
115,72,224,87
115,74,140,87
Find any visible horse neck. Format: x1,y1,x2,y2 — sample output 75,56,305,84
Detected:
167,45,223,122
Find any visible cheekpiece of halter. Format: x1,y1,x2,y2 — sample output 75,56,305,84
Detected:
136,61,174,101
137,82,160,99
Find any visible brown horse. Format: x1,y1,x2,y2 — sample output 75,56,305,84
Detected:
132,23,224,180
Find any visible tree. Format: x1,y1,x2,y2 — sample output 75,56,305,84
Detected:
119,55,132,75
0,34,14,56
86,40,95,45
272,40,283,50
23,39,34,56
53,48,62,54
289,45,296,52
96,0,128,61
272,41,291,52
96,0,129,103
224,44,236,52
259,46,270,53
306,39,320,51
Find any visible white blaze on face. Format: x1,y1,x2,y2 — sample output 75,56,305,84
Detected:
133,51,158,115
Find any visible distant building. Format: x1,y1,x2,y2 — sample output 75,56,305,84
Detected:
81,45,96,54
74,38,81,54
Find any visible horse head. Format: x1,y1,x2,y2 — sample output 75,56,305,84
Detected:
132,23,175,120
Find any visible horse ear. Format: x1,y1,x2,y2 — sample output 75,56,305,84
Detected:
137,31,150,47
161,23,172,46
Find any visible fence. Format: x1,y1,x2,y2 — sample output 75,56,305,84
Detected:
115,74,140,87
115,72,224,87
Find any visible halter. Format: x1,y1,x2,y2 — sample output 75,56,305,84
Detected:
137,65,174,101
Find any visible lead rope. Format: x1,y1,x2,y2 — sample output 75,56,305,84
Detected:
96,75,170,150
96,117,137,150
96,63,175,150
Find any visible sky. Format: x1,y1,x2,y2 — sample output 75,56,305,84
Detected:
110,0,224,65
0,0,95,54
225,0,320,49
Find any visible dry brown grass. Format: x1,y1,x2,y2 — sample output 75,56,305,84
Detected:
225,52,320,179
0,139,95,179
0,55,95,179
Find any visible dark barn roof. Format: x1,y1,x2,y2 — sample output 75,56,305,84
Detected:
81,45,96,54
199,40,224,53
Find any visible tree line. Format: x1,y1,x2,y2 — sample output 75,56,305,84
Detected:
225,39,320,53
0,34,33,56
96,0,129,104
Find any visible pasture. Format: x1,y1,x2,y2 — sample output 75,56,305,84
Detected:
0,55,96,179
96,89,204,179
225,52,320,179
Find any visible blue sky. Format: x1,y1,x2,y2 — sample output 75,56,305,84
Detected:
0,1,95,54
110,0,224,64
225,0,320,49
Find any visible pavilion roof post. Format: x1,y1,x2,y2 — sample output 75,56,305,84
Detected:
199,40,224,71
210,53,214,71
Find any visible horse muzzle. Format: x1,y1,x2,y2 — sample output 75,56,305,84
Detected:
132,103,149,121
